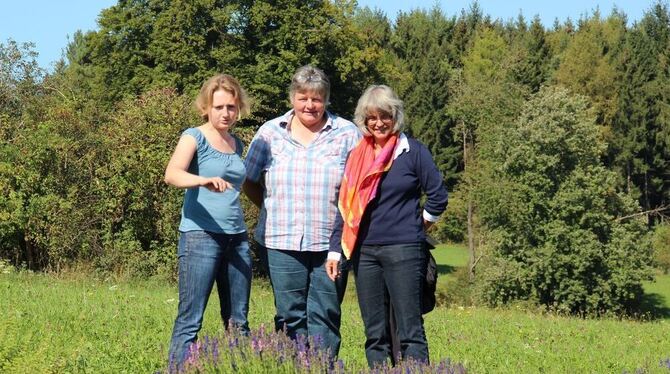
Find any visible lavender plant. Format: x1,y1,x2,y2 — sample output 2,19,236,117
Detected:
660,358,670,371
170,325,466,373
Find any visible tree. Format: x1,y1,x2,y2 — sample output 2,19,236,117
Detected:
449,2,486,62
0,39,43,123
0,81,102,270
475,87,652,315
447,27,527,280
553,10,625,128
0,40,44,267
64,0,388,124
392,7,461,188
92,89,196,277
510,15,551,92
612,3,670,222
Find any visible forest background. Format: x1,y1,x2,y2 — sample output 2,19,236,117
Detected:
1,0,669,316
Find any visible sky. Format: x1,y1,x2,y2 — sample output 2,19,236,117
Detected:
0,0,655,72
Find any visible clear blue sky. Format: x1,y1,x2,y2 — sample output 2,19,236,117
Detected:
0,0,654,72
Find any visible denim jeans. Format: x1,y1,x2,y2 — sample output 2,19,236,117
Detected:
168,230,252,366
353,242,428,367
267,248,347,358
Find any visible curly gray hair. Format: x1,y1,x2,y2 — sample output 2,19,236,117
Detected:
353,85,405,135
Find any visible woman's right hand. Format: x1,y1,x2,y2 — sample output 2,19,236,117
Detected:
325,259,340,281
201,176,233,192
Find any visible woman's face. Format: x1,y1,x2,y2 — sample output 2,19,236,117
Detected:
366,110,395,143
208,89,239,131
291,90,326,128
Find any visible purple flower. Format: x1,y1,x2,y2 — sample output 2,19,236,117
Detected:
228,334,239,350
212,339,219,362
202,336,210,356
183,341,203,372
296,334,308,353
171,326,466,374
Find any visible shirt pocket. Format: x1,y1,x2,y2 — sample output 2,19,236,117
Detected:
265,141,292,197
323,143,346,169
322,146,347,187
269,141,292,168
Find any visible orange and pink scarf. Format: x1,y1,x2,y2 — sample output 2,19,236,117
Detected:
338,134,398,259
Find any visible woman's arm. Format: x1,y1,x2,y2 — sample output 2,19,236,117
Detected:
417,143,448,223
164,135,231,192
243,179,264,208
326,210,345,281
242,126,271,208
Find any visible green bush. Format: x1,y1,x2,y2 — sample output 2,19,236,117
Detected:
0,81,270,279
92,88,194,278
474,87,653,315
438,266,475,306
0,87,104,271
433,188,467,243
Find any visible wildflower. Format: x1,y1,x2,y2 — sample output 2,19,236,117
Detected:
212,339,219,362
184,341,203,372
331,359,345,374
203,336,210,356
295,334,308,353
171,326,466,374
251,334,261,353
228,335,238,350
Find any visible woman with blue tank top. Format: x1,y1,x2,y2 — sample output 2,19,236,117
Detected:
164,74,252,368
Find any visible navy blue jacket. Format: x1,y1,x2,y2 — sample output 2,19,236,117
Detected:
329,136,448,255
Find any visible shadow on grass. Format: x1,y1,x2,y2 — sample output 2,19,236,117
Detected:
638,292,670,319
437,264,457,275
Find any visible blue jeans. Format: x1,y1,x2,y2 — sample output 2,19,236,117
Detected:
353,242,428,367
168,231,252,366
267,248,346,358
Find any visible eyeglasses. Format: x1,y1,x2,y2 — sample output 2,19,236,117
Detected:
366,113,393,125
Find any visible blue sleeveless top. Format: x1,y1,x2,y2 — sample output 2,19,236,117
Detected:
178,128,247,234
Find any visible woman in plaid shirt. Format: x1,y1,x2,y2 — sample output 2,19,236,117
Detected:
243,65,360,358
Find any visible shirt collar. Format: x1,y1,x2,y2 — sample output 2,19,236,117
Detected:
279,110,336,132
393,132,410,160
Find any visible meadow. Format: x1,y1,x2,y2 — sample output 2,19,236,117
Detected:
1,245,669,373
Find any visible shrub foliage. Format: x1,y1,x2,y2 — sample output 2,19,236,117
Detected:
474,87,653,314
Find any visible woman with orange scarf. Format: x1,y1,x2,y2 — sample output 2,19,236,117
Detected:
326,85,448,367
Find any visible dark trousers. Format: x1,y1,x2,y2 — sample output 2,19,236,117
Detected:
353,242,429,367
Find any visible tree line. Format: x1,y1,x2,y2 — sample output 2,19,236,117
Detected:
1,0,668,315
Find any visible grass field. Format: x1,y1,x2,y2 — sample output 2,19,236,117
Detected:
1,245,669,373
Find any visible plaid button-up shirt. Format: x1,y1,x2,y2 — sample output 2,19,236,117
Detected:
245,110,361,252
